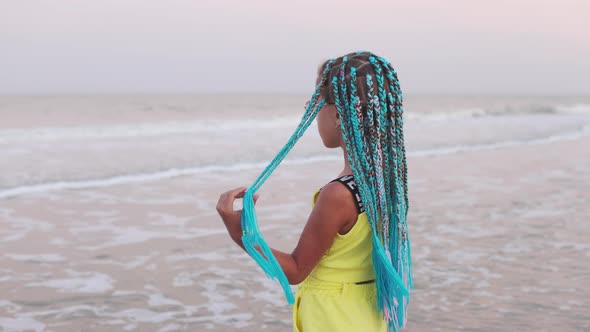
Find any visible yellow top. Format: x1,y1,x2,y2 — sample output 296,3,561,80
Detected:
293,189,386,332
307,189,375,283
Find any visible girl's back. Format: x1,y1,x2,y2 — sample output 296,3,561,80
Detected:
293,174,386,332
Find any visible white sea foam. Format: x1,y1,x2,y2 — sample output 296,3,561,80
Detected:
406,103,590,121
172,272,200,287
76,225,278,251
555,103,590,114
411,123,590,157
26,271,114,293
0,116,304,143
157,324,182,332
0,155,340,199
5,253,66,263
0,317,45,332
0,300,20,309
2,123,588,200
406,107,488,121
111,308,177,324
166,251,226,263
76,226,176,250
2,102,587,145
147,293,183,307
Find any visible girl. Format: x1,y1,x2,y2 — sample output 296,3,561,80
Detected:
216,51,412,332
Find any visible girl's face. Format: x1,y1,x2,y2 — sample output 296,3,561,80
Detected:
316,102,342,148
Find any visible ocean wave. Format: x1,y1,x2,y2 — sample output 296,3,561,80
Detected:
0,116,304,143
406,103,590,122
1,104,588,143
1,124,588,199
555,103,590,114
411,123,590,156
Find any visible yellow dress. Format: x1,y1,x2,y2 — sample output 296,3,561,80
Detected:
292,187,387,332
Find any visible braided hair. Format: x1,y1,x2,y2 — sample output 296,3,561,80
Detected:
241,51,412,332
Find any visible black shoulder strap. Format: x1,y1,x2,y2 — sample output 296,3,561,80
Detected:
329,175,365,214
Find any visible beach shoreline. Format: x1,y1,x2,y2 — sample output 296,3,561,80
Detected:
1,131,588,331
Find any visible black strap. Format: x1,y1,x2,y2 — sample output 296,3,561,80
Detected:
329,175,365,214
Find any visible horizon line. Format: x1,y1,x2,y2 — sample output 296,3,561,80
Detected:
1,91,589,97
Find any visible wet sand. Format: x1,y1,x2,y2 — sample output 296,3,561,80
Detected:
1,135,589,331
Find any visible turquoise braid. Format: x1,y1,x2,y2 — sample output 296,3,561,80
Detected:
338,53,411,331
377,55,413,322
241,59,335,304
370,56,394,238
337,68,376,223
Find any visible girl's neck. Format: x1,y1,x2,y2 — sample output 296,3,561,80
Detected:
338,147,353,177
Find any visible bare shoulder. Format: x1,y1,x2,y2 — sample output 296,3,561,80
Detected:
316,181,354,206
314,180,358,230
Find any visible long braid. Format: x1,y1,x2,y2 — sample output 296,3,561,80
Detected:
377,55,413,322
378,56,409,211
240,58,335,304
331,52,412,331
365,73,390,245
370,56,394,235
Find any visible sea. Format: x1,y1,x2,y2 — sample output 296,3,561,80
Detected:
0,94,589,331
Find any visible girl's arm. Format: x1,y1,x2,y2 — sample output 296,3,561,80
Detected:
216,183,356,285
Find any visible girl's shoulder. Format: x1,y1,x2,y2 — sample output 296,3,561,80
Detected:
314,176,362,236
318,175,364,214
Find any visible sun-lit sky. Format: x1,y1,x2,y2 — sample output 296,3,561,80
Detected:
1,0,588,95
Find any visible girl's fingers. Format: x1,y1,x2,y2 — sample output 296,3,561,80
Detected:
217,187,260,216
234,188,248,199
234,188,259,203
217,187,246,214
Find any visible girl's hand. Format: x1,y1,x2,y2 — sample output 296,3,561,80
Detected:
216,187,259,243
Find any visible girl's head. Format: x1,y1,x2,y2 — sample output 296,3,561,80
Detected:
314,52,402,153
312,52,405,184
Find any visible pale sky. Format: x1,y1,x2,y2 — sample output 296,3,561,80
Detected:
1,0,588,95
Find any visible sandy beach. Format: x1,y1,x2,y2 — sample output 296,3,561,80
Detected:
1,130,588,331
